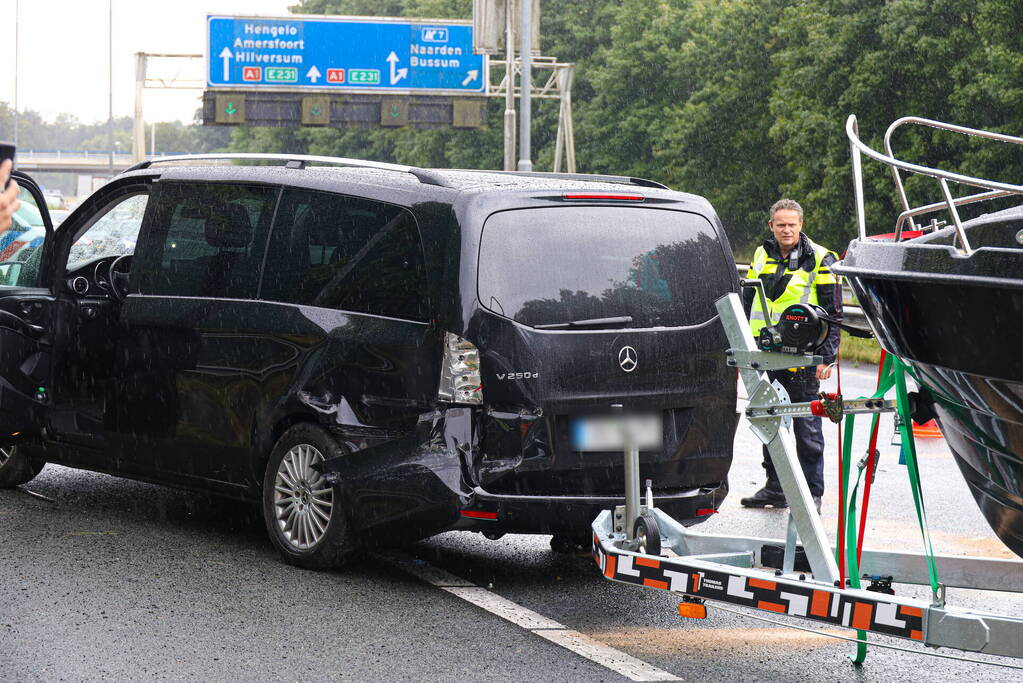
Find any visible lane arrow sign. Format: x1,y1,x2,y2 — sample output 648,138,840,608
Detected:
461,70,479,87
307,65,322,83
219,47,233,81
386,51,408,85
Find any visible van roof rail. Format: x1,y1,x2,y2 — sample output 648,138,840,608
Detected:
472,170,669,190
126,153,453,188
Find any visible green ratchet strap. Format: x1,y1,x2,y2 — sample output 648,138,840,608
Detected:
837,355,940,664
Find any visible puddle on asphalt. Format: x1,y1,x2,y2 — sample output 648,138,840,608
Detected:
586,626,847,656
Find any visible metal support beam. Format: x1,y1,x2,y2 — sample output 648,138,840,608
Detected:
489,57,576,173
715,293,840,583
131,53,204,163
516,0,533,171
502,0,516,171
133,52,147,163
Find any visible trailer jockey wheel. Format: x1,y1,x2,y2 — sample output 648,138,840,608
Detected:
634,512,662,556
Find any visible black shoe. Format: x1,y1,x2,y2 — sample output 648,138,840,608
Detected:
740,485,788,508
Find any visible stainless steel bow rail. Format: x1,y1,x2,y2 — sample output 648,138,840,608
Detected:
846,114,1023,252
591,292,1023,660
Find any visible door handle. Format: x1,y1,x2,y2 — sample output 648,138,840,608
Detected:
0,309,45,336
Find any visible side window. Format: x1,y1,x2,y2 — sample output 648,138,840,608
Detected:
261,189,429,321
133,182,278,299
0,184,49,287
66,193,148,271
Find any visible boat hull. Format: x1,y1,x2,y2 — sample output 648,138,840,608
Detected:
837,238,1023,557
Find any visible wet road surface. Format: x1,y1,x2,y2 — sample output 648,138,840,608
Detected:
3,363,1022,681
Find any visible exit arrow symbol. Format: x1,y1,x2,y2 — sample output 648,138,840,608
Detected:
306,65,321,83
461,70,479,87
224,101,238,116
389,104,401,118
219,46,233,81
386,51,408,85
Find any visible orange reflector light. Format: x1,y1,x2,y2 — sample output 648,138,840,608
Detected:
678,602,707,619
10,431,20,437
562,193,644,201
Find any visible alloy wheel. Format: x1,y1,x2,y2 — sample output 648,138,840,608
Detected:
0,447,10,468
272,444,333,551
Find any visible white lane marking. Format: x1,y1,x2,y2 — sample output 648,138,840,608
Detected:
381,551,681,682
375,550,475,587
443,586,565,630
535,629,682,682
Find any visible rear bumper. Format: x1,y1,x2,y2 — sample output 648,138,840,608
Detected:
456,482,728,535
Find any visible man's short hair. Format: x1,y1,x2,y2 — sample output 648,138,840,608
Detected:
770,199,803,221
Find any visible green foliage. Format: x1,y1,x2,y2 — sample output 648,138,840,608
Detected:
16,0,1023,252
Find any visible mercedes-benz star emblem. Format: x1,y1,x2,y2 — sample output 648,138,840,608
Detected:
618,345,638,373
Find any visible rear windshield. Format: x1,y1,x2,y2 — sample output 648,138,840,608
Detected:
477,206,733,328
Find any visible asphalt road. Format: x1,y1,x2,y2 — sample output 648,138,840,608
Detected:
3,363,1022,681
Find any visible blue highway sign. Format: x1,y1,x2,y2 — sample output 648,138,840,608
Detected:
207,15,487,93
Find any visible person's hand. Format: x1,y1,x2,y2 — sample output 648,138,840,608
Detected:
0,160,20,231
816,363,833,380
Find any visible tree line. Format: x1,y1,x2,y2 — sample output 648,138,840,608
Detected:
239,0,1023,257
6,1,1022,253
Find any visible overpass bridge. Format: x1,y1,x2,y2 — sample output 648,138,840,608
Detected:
16,150,178,174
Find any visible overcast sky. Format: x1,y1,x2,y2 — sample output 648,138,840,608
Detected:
0,0,294,126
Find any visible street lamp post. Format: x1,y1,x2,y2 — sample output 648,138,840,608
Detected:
108,0,114,176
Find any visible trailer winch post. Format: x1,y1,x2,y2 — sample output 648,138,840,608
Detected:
613,403,643,540
716,293,841,584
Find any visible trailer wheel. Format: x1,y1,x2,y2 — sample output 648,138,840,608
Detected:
634,512,662,556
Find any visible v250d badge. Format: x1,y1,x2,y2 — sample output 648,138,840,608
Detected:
495,371,540,380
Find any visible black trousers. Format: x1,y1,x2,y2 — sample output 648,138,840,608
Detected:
760,368,826,497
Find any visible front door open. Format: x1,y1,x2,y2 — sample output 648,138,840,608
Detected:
0,171,55,446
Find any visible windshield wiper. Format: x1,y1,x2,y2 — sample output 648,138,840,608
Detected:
534,315,633,330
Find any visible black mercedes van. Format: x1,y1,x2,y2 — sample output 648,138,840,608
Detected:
0,158,739,568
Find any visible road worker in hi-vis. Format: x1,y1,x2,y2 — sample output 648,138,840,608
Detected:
740,199,842,511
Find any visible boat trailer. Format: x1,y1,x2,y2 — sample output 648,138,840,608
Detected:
591,292,1023,661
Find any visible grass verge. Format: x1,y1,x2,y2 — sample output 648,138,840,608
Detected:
839,330,884,368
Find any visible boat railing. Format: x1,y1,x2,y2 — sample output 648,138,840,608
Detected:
846,114,1023,254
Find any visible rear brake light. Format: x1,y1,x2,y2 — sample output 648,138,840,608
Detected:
562,193,644,201
438,332,482,405
460,510,498,520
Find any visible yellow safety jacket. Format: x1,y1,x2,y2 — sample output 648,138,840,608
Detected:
748,236,839,337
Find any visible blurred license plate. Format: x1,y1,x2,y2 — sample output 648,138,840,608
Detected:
571,413,663,452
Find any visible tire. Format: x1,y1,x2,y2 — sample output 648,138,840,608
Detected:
634,512,662,556
0,445,45,488
262,423,354,570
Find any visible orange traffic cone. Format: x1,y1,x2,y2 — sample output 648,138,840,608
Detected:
912,418,943,439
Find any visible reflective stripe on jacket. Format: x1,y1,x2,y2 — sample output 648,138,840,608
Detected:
748,236,839,337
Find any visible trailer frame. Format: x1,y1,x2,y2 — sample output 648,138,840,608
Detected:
592,293,1023,659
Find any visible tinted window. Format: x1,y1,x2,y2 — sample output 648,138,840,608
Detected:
133,183,277,298
261,189,428,321
478,207,732,328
